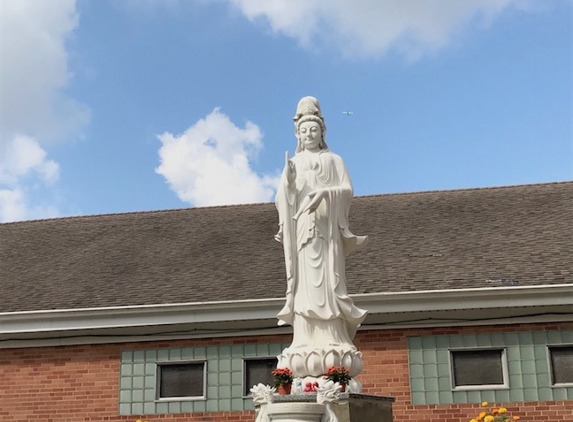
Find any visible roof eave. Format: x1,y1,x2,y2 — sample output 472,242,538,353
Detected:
1,284,572,340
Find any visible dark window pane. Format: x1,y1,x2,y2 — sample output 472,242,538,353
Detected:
452,349,504,387
245,358,276,395
550,346,573,385
159,363,204,398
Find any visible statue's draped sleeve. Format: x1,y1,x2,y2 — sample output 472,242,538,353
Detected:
276,164,297,326
322,155,368,337
331,156,368,257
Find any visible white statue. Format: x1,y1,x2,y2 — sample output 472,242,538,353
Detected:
275,96,368,381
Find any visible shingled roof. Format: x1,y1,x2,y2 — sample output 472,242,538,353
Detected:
1,182,571,314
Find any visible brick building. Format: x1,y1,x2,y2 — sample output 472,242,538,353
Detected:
1,182,572,421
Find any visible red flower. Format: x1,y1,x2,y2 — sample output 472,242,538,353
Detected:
272,367,293,386
324,366,351,384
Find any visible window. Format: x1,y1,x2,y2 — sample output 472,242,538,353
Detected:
157,362,205,399
244,358,277,395
549,346,573,386
451,349,507,389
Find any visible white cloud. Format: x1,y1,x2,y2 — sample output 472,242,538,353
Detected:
156,109,278,207
0,135,60,186
0,187,59,223
0,188,26,222
225,0,530,59
0,136,60,222
0,0,88,141
0,0,84,222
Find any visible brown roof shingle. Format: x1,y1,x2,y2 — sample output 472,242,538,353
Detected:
1,182,571,313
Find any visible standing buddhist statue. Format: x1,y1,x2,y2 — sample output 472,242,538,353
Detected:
275,96,368,392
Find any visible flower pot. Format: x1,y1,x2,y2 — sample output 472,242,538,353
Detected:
277,384,292,395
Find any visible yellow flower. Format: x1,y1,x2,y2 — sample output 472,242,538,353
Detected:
484,416,494,422
470,419,478,422
479,411,487,418
498,408,507,414
482,401,489,407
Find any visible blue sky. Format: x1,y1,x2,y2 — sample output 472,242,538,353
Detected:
0,0,571,222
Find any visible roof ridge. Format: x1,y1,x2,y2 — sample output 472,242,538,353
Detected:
357,180,573,199
0,200,275,226
1,180,570,226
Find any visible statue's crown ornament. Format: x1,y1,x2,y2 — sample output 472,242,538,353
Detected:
293,96,324,123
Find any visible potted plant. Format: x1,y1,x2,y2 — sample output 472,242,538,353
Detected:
469,402,521,422
324,366,351,392
271,367,293,395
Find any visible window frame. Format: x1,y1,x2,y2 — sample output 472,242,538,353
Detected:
449,348,509,391
242,356,277,397
155,360,207,402
547,344,573,387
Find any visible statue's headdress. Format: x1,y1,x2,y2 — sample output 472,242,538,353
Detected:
293,96,328,152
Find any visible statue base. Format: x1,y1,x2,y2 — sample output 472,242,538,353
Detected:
261,394,395,422
265,402,325,422
277,346,363,379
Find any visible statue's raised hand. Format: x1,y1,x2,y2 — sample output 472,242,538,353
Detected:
284,151,296,185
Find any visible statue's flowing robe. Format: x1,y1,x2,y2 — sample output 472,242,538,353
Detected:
276,149,367,345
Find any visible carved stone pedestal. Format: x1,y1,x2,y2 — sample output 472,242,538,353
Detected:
259,393,395,422
265,402,325,422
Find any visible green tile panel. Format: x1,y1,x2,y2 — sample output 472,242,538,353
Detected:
407,329,573,405
119,341,290,415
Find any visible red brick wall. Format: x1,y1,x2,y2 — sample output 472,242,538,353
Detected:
1,323,572,421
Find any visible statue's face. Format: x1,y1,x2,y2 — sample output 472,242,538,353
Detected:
298,121,322,151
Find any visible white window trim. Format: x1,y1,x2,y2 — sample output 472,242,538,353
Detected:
155,360,207,401
449,348,509,391
547,344,573,388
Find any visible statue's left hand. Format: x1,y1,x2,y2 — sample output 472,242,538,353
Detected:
305,189,327,213
293,189,327,220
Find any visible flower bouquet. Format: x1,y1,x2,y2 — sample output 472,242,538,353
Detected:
324,366,351,391
470,402,521,422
